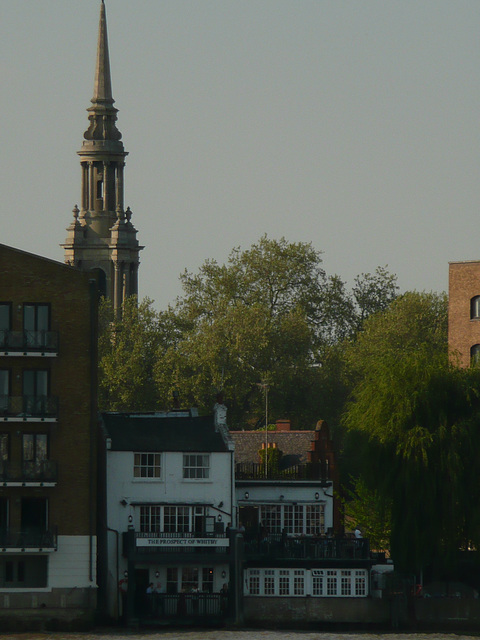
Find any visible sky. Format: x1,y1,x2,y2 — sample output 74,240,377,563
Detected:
1,1,479,310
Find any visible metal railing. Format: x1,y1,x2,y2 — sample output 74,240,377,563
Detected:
0,330,58,353
0,395,58,419
143,592,227,618
0,527,58,550
244,534,370,560
0,460,58,483
236,462,326,481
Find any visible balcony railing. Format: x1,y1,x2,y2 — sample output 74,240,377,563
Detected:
244,533,370,560
143,593,227,619
0,460,58,483
236,462,326,481
0,330,59,354
0,527,58,550
0,396,58,420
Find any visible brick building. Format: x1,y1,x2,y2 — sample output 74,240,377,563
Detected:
0,244,98,628
448,261,480,367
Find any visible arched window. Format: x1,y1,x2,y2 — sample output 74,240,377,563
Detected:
471,344,480,365
91,268,107,298
471,296,480,319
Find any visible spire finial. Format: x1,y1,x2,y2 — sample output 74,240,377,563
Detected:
93,0,113,104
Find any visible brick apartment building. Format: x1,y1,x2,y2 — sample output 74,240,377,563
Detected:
0,244,98,628
448,261,480,367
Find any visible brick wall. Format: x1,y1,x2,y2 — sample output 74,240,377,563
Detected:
448,261,480,367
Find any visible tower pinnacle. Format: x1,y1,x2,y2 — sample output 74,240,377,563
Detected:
63,1,143,309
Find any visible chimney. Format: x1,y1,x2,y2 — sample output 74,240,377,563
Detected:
276,419,291,432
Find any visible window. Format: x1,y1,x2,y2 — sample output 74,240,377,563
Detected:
284,505,303,535
202,568,214,593
312,571,324,596
0,304,11,349
341,570,352,596
140,506,161,533
249,570,260,595
306,504,325,535
471,344,480,365
0,434,8,462
279,570,290,595
293,570,305,595
327,570,337,596
24,304,50,348
355,571,367,596
260,505,281,533
0,498,8,530
183,454,210,479
164,506,190,533
471,296,480,319
264,570,275,595
0,557,47,588
23,434,48,463
134,452,161,478
0,371,9,413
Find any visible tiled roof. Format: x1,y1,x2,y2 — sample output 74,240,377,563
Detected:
230,430,314,466
101,412,229,452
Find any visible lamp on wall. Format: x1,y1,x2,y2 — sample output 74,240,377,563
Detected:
124,570,128,578
315,492,320,500
221,570,227,579
155,571,159,579
218,514,222,522
244,492,249,500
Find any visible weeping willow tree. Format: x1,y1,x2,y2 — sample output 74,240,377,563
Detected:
343,292,480,573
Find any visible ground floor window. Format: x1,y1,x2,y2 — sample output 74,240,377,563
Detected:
244,567,368,597
0,556,47,588
165,566,216,593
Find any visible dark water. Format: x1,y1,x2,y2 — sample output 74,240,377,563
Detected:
1,632,479,640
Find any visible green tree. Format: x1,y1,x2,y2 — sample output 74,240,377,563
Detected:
343,292,480,573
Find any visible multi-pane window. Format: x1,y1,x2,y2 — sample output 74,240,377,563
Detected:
327,571,337,596
260,505,281,533
134,453,161,478
284,505,303,535
0,434,8,462
264,570,275,595
244,568,368,598
140,505,161,533
0,304,11,348
312,571,324,596
257,503,325,536
249,570,260,595
293,570,305,595
355,570,367,596
202,568,214,593
0,370,9,413
341,570,352,596
183,454,210,479
471,344,480,365
164,506,190,533
23,434,48,463
23,370,49,415
24,304,50,348
279,570,290,595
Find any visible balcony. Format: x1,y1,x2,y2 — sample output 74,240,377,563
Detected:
0,527,58,551
244,533,370,561
0,396,58,422
0,330,59,357
235,462,326,481
0,460,58,485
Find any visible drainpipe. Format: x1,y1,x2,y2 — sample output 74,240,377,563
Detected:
107,526,120,619
89,279,98,584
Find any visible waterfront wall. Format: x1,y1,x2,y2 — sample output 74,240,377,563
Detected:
244,596,480,630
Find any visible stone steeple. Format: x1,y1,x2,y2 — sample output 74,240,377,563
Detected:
63,0,142,310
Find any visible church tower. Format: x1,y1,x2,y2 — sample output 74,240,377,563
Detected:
63,1,142,309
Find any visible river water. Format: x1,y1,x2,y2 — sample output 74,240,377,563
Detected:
1,632,478,640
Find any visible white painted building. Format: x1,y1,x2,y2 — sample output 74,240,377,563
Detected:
99,407,237,622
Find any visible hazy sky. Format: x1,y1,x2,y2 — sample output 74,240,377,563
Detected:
1,1,479,309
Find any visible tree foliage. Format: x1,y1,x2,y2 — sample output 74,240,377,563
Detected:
98,236,399,430
343,292,480,572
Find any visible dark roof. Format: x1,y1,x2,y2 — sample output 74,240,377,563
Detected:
230,431,314,466
101,412,229,453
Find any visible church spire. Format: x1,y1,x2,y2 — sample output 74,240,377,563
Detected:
92,0,113,104
63,1,143,310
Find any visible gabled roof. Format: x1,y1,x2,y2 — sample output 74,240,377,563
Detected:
230,430,314,466
101,412,229,453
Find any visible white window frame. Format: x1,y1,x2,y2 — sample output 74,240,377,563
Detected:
183,454,210,480
258,503,325,536
244,568,368,598
134,452,161,479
